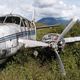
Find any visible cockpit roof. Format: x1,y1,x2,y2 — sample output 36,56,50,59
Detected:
0,14,30,21
0,14,34,28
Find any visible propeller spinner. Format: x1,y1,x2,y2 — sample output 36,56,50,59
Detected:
42,33,65,50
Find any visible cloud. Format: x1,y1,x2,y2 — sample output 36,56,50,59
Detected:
0,0,34,20
33,0,80,19
34,0,57,8
0,0,80,20
0,5,11,15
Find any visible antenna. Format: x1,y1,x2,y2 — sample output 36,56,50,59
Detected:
10,9,14,15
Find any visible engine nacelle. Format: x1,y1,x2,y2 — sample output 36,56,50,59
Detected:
42,33,65,50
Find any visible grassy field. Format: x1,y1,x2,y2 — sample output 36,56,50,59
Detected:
0,23,80,80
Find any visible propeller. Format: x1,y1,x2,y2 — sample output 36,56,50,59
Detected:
31,8,36,27
32,8,35,22
52,17,77,76
31,8,37,39
54,49,66,76
38,17,78,76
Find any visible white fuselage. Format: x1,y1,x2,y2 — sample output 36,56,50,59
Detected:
0,23,36,63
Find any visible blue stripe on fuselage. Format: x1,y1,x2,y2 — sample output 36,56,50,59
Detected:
0,30,35,43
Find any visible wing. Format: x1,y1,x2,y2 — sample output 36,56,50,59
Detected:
64,36,80,43
19,39,49,48
36,24,60,30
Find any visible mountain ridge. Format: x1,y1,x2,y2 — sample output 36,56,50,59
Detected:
37,17,70,26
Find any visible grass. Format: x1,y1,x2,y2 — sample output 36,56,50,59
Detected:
0,24,80,80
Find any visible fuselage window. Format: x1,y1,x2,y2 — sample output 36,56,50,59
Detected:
25,20,29,28
20,19,31,28
20,19,26,27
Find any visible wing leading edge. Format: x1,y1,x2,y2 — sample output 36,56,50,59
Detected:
64,36,80,43
19,39,49,48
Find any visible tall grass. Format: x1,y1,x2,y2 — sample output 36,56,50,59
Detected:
0,24,80,80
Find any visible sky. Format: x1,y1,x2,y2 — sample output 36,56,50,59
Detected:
0,0,80,20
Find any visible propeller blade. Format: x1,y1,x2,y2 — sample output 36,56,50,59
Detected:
54,49,66,76
31,8,37,39
56,17,77,43
32,8,35,22
19,39,49,48
32,9,36,28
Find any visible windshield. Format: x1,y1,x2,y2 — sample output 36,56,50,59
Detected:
0,16,20,25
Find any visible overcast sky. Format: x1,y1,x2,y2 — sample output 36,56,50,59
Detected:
0,0,80,20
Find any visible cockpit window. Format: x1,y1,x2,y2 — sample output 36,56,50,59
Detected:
0,15,35,28
20,19,33,27
0,17,5,23
0,16,20,25
21,19,26,27
4,16,20,25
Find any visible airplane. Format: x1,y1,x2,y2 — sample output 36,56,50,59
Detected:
0,13,79,76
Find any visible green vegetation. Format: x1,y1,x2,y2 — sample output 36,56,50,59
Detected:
0,23,80,80
36,22,46,27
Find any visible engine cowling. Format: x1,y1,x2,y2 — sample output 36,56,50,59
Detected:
42,33,65,50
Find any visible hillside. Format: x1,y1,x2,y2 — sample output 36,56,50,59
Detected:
0,22,80,80
37,17,69,26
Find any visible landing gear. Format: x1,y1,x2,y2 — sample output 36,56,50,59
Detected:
33,50,39,57
33,47,55,64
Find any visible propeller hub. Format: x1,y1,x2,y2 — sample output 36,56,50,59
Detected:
42,33,65,50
